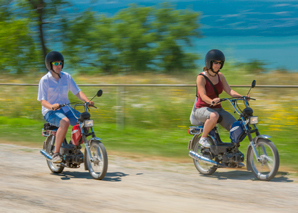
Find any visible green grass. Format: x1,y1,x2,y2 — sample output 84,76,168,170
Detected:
0,116,297,171
1,71,298,171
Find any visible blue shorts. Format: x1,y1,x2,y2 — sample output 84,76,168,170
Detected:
44,108,81,127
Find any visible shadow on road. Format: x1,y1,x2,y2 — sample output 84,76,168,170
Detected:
204,170,294,182
52,171,93,180
52,171,129,181
102,172,129,182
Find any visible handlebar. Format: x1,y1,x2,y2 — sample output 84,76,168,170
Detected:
56,102,97,110
211,96,256,106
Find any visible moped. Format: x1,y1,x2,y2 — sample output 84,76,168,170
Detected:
188,80,280,181
40,89,108,180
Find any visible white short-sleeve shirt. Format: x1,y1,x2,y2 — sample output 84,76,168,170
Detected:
37,71,81,116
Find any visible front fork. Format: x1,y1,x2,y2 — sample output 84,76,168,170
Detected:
83,135,92,170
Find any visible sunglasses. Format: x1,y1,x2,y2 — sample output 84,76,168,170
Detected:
52,62,63,66
213,61,223,65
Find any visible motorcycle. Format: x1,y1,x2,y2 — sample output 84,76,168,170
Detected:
40,89,108,180
188,80,280,181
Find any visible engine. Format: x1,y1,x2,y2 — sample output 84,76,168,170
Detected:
221,151,244,167
59,143,84,168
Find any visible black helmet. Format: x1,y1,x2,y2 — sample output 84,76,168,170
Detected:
45,51,64,71
205,49,225,70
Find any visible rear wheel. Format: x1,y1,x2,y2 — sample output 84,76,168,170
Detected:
86,141,108,180
192,136,217,175
247,139,279,181
45,135,64,173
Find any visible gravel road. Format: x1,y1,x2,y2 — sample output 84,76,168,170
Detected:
0,143,297,213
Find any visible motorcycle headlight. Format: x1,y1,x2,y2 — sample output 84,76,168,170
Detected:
249,116,258,124
83,120,94,127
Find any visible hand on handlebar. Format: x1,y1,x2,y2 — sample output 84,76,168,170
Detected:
211,98,221,106
88,101,95,106
51,103,60,110
86,101,97,109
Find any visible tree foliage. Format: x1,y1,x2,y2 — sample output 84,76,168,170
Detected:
63,3,201,74
0,2,201,74
0,1,38,74
237,59,267,74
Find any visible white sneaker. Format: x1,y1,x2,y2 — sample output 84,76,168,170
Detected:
199,137,210,148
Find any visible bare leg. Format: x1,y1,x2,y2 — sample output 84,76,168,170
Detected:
202,112,219,137
54,118,70,153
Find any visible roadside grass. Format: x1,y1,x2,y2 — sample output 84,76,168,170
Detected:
0,116,297,171
1,71,298,171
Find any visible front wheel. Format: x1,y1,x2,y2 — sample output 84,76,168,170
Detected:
86,141,108,180
247,139,279,181
192,136,217,175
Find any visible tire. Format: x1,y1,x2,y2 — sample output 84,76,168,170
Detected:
247,139,279,181
86,141,108,180
45,135,64,173
192,136,217,175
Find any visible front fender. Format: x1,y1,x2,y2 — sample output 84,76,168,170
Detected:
246,135,271,171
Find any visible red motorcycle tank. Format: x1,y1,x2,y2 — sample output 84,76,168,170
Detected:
71,124,82,145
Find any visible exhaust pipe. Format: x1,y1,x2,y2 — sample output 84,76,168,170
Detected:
40,149,52,161
189,150,220,166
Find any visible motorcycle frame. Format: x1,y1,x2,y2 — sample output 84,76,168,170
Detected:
189,96,270,163
67,103,101,168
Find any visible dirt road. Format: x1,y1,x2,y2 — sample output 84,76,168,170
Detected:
0,144,297,213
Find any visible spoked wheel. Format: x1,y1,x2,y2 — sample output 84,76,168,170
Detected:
192,136,217,175
45,135,64,173
247,139,279,181
86,141,108,180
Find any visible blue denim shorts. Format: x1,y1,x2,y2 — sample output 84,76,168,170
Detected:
44,108,81,127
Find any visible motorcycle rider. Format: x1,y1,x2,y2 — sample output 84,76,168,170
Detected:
194,49,247,148
37,51,94,163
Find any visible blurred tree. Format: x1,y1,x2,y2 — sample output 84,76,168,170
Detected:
63,11,120,74
0,0,12,21
0,0,70,73
18,0,70,59
63,3,201,74
237,59,267,74
1,2,201,74
0,1,38,74
153,3,201,73
112,5,156,72
0,19,37,74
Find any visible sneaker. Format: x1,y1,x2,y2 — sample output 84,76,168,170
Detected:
199,137,211,148
52,153,62,163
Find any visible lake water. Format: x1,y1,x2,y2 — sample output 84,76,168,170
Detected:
191,36,298,72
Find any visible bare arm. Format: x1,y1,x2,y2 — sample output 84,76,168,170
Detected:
197,75,220,105
219,73,242,98
75,91,94,105
40,100,60,110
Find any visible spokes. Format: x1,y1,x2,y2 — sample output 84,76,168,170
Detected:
89,144,104,174
252,142,275,174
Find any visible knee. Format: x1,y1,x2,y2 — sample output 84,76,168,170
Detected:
60,118,70,128
209,112,219,122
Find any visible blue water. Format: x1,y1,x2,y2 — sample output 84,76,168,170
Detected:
190,36,298,72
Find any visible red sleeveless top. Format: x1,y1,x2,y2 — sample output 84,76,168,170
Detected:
196,73,223,109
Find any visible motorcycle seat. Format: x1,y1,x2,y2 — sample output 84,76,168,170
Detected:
44,123,58,131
